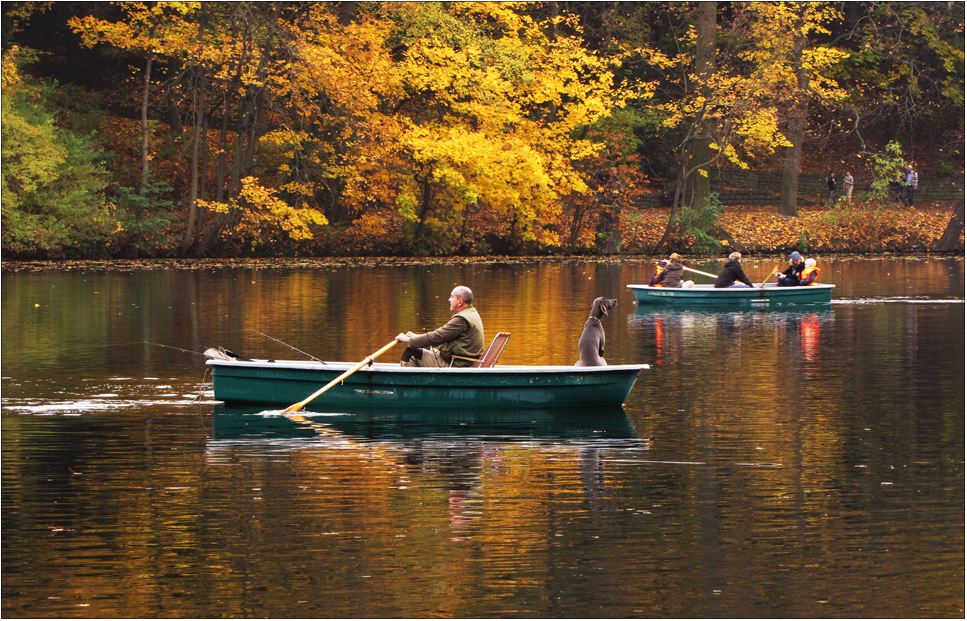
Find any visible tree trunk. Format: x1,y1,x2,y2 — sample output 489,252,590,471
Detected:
194,109,210,247
778,112,805,217
180,71,208,255
180,4,208,257
654,165,685,254
195,100,248,257
215,91,232,203
229,97,250,195
414,176,433,241
240,4,279,177
682,1,716,213
338,1,358,26
595,168,621,255
932,203,965,251
140,52,153,192
658,2,715,254
215,17,247,205
778,21,808,218
165,61,184,134
566,195,589,254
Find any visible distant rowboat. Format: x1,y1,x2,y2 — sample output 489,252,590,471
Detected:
208,358,649,409
627,282,835,306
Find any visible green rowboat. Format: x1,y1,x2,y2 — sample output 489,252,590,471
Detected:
208,358,649,409
627,283,835,306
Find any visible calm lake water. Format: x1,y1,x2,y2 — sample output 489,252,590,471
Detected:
2,256,964,618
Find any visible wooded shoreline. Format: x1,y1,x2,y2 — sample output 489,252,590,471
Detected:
3,202,962,269
4,3,962,262
3,254,961,275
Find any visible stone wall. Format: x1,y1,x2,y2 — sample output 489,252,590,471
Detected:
635,168,965,208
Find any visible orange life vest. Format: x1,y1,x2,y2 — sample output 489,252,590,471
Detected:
800,266,820,285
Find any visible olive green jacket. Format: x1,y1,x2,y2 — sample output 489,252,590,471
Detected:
408,306,485,367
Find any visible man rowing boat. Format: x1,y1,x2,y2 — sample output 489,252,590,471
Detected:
714,252,754,288
396,286,485,367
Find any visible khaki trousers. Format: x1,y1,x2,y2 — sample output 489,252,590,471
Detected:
401,347,447,367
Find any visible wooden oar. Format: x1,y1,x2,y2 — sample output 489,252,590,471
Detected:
682,266,719,280
280,340,399,415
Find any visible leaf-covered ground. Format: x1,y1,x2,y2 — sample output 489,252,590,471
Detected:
622,202,962,254
1,203,962,272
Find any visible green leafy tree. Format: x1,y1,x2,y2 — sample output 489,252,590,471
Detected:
672,191,726,254
2,48,115,257
112,176,179,258
867,140,909,203
836,2,964,150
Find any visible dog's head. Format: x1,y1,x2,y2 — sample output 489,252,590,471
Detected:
590,297,618,319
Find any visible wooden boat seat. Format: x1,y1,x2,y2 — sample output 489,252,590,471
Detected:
450,332,511,368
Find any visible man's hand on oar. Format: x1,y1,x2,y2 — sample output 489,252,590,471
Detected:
758,265,780,287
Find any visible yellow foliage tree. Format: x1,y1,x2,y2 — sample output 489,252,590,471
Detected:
293,3,630,252
197,177,327,252
741,2,848,217
69,2,634,255
652,2,848,251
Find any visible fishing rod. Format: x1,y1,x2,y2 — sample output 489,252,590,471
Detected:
398,286,432,366
248,329,324,363
149,341,249,361
145,342,210,358
402,287,430,335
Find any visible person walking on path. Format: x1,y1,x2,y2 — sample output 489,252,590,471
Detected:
843,172,854,205
827,170,837,206
905,165,919,207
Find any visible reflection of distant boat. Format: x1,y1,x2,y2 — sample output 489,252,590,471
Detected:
801,312,821,362
627,283,835,306
208,359,648,408
211,404,639,441
629,304,834,369
630,304,835,320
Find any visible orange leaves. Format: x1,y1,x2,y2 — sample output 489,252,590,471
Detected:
732,205,953,251
620,204,956,254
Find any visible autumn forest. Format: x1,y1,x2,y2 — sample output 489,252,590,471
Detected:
2,2,964,259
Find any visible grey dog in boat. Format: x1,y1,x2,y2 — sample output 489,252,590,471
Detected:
575,297,617,367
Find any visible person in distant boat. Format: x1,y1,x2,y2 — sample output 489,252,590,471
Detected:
714,252,755,288
776,251,806,287
648,260,668,286
396,285,485,367
651,253,685,288
799,258,821,285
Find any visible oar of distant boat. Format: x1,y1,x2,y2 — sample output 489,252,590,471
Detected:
682,265,779,288
682,266,719,280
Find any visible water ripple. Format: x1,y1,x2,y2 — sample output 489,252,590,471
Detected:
833,297,965,305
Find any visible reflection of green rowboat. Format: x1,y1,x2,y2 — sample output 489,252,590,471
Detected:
627,283,835,306
211,404,639,440
208,359,649,409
